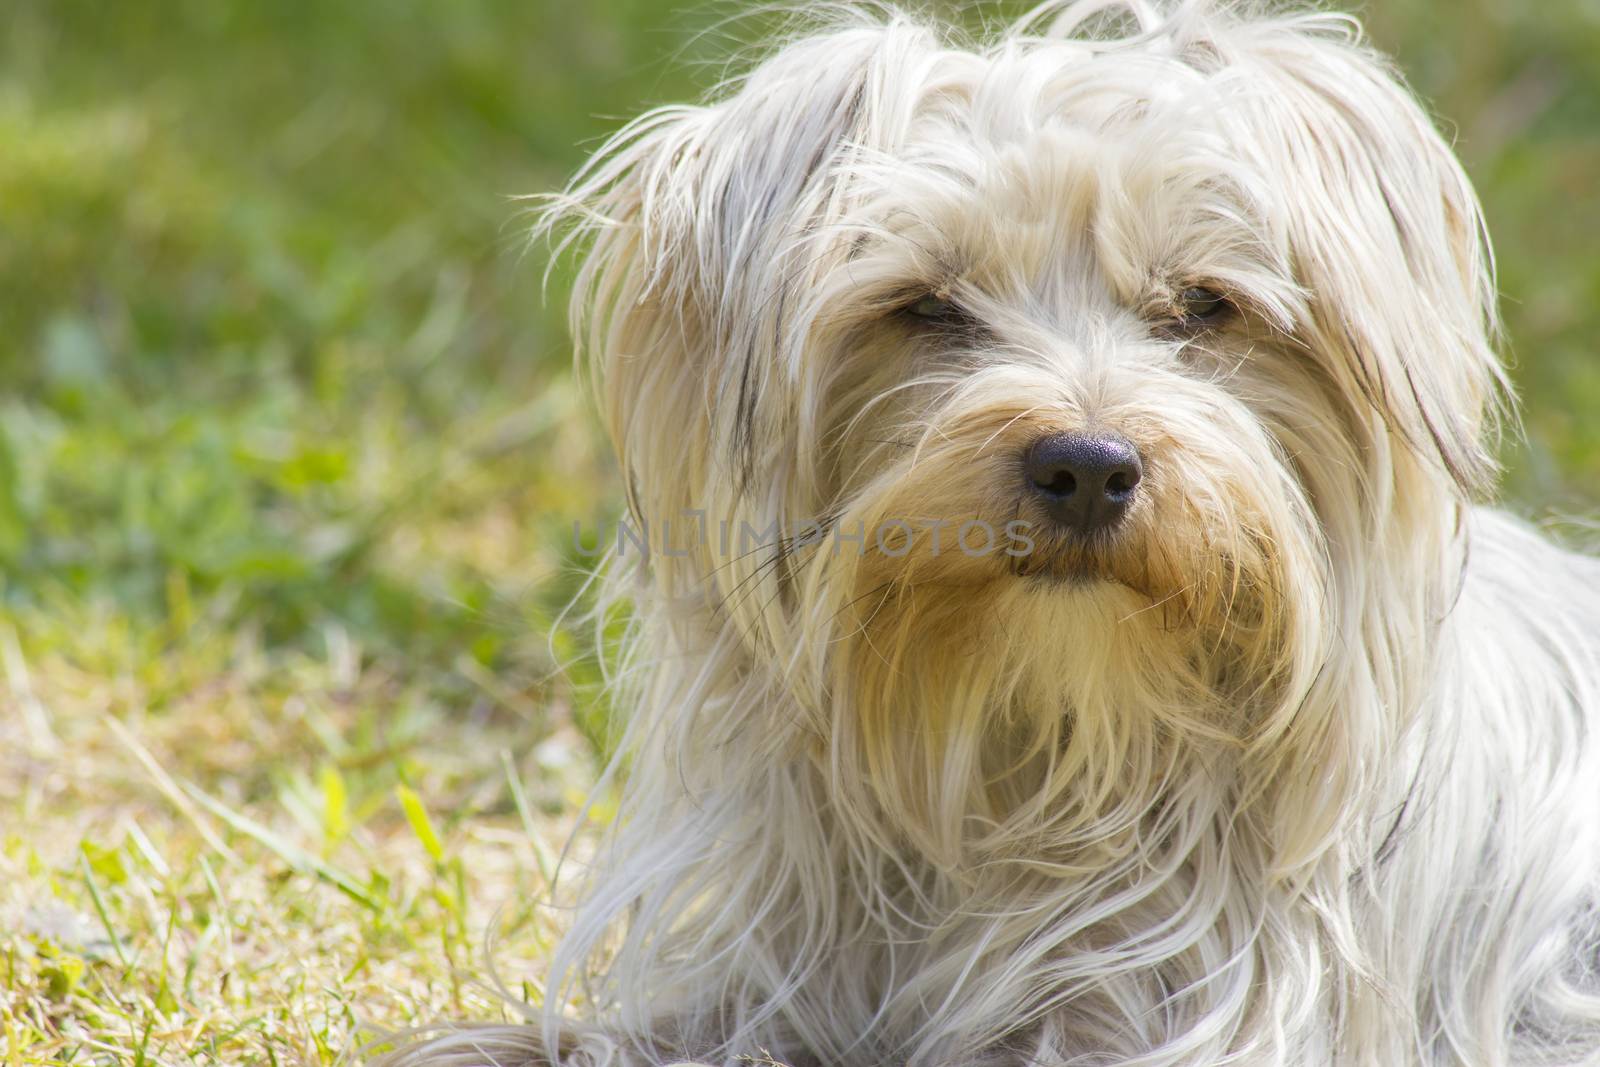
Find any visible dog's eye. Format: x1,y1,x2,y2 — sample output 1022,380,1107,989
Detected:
1175,287,1233,328
903,292,968,325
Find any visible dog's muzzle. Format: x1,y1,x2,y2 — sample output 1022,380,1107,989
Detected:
1023,431,1143,535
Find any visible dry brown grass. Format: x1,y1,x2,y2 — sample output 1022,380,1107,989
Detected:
1,605,603,1065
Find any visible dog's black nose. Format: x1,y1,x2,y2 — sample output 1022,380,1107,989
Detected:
1023,431,1143,534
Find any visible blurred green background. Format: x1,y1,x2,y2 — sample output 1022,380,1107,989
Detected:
1,0,1596,703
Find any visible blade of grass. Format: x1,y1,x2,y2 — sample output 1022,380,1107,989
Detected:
501,751,553,885
320,763,350,851
80,850,131,968
180,782,384,914
104,716,239,864
395,784,444,864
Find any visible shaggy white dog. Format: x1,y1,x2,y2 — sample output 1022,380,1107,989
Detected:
380,2,1600,1064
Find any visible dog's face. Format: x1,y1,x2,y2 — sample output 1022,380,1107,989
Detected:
556,4,1508,860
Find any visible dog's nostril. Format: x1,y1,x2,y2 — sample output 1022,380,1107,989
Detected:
1023,431,1143,534
1035,469,1076,497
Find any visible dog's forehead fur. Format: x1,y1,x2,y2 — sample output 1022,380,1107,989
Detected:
843,122,1282,343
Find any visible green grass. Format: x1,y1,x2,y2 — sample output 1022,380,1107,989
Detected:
1,1,1597,1063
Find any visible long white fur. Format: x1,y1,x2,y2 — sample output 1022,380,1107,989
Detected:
375,2,1600,1064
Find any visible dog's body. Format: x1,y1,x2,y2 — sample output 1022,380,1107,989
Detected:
383,3,1600,1065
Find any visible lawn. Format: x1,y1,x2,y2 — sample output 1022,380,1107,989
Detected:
1,1,1596,1063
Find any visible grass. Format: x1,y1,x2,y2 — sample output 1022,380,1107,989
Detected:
0,0,1596,1063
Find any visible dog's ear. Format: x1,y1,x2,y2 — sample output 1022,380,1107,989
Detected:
545,22,921,520
1225,15,1510,496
